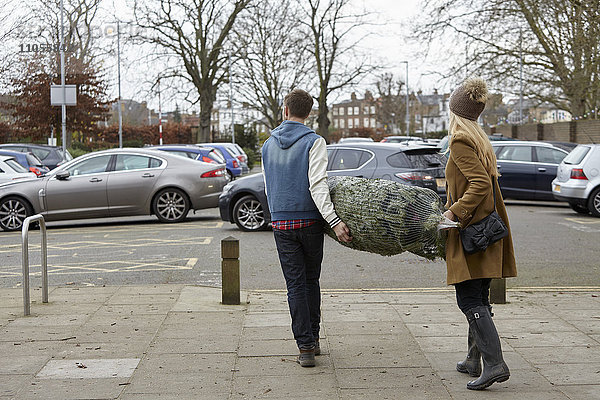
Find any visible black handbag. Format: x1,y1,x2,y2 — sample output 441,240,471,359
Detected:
448,177,508,254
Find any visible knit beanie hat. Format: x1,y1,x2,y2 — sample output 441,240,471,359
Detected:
449,78,489,121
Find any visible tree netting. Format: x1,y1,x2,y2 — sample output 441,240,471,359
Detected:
324,176,450,260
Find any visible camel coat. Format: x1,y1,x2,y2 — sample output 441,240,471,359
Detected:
445,132,517,285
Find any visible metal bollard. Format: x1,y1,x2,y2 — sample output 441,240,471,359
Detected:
221,236,240,305
22,214,48,316
490,278,506,304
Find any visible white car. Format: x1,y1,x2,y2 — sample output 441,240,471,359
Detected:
0,156,37,184
552,144,600,216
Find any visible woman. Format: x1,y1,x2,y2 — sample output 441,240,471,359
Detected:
442,78,517,390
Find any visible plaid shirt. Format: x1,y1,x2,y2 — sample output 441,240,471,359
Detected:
271,219,318,230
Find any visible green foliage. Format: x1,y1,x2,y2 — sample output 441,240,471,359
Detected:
242,147,260,170
324,176,447,260
235,124,259,151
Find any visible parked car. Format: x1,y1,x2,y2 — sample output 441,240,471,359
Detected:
552,144,600,216
196,143,244,179
438,134,516,154
0,148,228,231
338,137,374,144
149,145,227,166
0,143,73,170
380,136,422,144
219,142,448,231
0,155,37,185
492,141,571,200
208,143,250,174
0,150,49,176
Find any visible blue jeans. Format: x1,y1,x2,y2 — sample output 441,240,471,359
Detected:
273,221,324,350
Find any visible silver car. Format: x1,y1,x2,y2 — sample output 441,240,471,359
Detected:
0,148,228,231
552,144,600,217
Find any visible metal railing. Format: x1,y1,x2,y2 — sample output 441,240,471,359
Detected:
22,214,48,316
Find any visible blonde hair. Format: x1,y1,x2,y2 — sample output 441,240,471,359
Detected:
448,112,499,178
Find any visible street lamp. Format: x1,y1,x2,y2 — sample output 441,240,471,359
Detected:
400,61,409,136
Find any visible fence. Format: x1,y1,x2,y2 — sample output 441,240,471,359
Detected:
488,120,600,144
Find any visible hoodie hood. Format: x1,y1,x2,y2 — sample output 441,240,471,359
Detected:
269,120,315,149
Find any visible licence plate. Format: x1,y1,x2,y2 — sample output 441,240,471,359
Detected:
554,185,561,193
436,178,446,189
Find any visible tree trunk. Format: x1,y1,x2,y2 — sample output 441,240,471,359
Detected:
197,87,215,143
317,91,330,142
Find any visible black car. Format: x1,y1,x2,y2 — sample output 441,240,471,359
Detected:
0,144,73,170
219,142,448,231
492,141,571,200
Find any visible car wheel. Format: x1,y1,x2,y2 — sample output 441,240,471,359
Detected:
587,187,600,218
233,195,267,231
0,196,32,231
569,202,589,215
227,170,234,181
153,188,190,223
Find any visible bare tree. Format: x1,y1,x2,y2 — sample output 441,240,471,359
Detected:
25,0,103,65
374,73,406,134
234,0,312,130
134,0,252,142
0,0,32,81
303,0,374,141
416,0,600,118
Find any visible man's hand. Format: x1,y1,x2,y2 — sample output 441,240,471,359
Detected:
333,221,352,243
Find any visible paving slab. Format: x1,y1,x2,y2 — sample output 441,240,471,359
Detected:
0,355,50,375
339,387,451,399
557,384,600,400
148,336,240,354
234,355,334,376
36,358,140,379
17,378,127,399
0,374,32,397
125,372,232,395
537,363,600,386
136,353,237,375
335,367,439,389
516,345,600,365
232,373,338,398
171,286,248,312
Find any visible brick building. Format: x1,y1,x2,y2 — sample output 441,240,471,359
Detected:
330,91,379,135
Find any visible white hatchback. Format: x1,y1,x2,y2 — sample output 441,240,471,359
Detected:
0,156,37,185
552,144,600,216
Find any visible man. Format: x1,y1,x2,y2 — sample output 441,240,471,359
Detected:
262,89,351,367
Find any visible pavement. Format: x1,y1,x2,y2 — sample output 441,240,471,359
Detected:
1,285,599,399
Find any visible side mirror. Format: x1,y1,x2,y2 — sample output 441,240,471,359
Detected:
55,170,70,180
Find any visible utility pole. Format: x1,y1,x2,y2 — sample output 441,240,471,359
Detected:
117,20,123,148
519,27,524,125
229,52,235,144
401,61,409,136
59,0,66,152
158,78,163,145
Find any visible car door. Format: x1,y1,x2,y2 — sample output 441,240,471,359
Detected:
44,154,112,220
326,148,375,178
533,146,568,200
495,145,536,199
107,154,166,216
106,154,165,216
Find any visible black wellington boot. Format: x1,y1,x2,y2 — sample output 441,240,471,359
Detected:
456,326,481,377
465,306,510,390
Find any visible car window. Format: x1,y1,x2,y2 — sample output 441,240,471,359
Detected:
5,158,28,172
329,149,368,170
30,148,52,160
0,146,26,152
115,154,162,171
496,146,532,162
563,146,590,165
386,152,411,168
26,153,43,166
209,150,225,163
404,151,446,168
65,155,112,176
59,149,73,161
163,150,189,158
536,147,566,164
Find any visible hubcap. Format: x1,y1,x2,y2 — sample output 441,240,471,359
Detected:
237,200,264,230
594,192,600,213
0,200,27,229
157,192,186,221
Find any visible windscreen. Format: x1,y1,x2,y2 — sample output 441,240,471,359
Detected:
563,146,590,165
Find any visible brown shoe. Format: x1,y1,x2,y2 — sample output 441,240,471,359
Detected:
296,348,316,367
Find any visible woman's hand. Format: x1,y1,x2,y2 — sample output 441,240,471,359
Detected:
443,210,456,222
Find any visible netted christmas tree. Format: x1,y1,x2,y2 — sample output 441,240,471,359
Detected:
325,176,450,260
